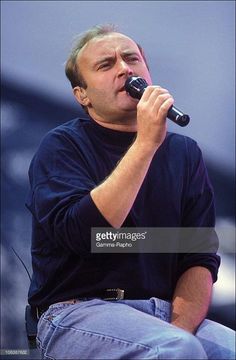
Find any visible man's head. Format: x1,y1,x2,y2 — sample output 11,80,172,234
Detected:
65,24,150,89
65,24,152,127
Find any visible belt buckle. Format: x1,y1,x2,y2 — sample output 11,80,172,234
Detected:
103,288,124,300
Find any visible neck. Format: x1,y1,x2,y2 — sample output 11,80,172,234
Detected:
93,120,137,132
88,110,138,132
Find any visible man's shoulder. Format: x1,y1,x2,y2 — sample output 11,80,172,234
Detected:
39,116,90,145
166,131,198,149
163,132,203,165
31,116,91,163
47,116,91,137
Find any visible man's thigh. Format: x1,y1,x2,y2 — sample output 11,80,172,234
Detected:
37,299,206,360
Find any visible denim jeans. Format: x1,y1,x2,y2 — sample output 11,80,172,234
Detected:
37,298,235,359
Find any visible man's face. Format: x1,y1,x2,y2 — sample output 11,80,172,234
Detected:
75,33,152,124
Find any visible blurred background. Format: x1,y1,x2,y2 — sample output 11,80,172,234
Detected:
1,0,235,355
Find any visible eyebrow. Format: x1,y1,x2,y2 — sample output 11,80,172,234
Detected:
93,56,115,68
93,50,142,68
122,50,141,57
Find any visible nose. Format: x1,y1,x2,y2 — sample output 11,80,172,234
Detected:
117,60,133,78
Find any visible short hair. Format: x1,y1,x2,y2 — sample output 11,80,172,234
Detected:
65,24,149,89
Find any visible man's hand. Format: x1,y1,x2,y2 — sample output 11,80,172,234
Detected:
136,86,174,150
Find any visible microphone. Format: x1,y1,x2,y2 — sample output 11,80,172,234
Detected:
124,76,190,127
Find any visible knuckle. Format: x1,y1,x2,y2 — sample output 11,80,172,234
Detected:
159,100,171,112
159,93,170,100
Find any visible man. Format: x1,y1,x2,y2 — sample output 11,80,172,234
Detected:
26,24,235,359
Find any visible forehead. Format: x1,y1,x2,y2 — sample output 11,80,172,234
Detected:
77,33,141,65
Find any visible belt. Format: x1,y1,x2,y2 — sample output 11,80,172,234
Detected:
37,288,125,319
90,288,125,301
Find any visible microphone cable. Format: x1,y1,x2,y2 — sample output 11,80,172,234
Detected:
11,246,32,282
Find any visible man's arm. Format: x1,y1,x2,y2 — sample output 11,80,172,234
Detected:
171,266,213,334
91,140,155,228
91,86,174,228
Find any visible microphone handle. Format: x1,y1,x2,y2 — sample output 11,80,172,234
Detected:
167,106,190,127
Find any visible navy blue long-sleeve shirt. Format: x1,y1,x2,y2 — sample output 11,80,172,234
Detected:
26,116,220,308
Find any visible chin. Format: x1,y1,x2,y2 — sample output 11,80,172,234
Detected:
120,98,138,111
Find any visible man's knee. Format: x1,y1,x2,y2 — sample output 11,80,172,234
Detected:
157,328,208,359
173,330,207,359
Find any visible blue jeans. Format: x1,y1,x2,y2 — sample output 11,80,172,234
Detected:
37,298,235,359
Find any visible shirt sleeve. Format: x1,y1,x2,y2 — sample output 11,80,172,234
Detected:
177,138,221,283
26,128,111,255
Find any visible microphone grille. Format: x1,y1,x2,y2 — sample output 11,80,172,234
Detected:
124,76,148,99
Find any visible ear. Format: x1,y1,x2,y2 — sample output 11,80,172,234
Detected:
73,87,90,107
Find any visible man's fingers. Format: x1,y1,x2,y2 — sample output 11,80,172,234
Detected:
141,86,169,103
141,86,174,115
158,97,175,119
153,93,174,110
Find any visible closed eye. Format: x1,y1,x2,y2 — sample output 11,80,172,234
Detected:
98,63,109,69
128,56,139,61
97,61,113,70
125,55,141,64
